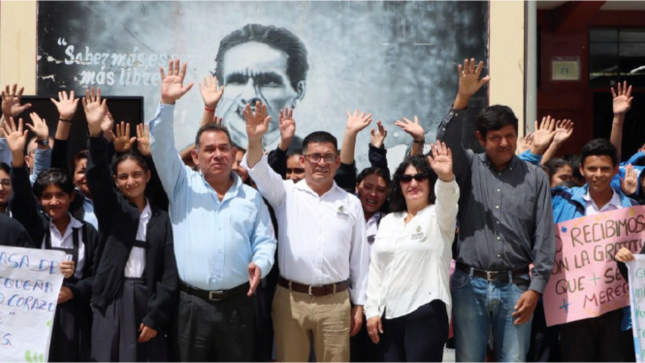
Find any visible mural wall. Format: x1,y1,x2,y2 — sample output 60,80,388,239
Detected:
37,1,489,168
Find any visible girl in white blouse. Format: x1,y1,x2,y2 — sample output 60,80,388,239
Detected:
365,141,459,362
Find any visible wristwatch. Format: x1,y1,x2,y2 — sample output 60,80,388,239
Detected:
36,138,49,147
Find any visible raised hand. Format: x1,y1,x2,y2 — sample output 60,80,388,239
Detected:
110,121,136,153
50,90,79,120
345,110,372,134
1,84,32,119
518,132,533,154
279,107,296,143
82,87,108,137
101,110,115,141
427,141,454,182
370,120,387,148
620,164,638,196
394,116,424,143
160,59,194,104
612,81,633,115
458,58,490,98
26,112,50,143
244,101,271,142
553,119,573,144
199,75,224,110
530,116,557,155
0,117,28,155
136,123,151,156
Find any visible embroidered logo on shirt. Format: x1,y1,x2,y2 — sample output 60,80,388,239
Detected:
337,205,350,220
411,225,425,241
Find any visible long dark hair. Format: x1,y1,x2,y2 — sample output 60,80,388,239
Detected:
389,155,437,213
357,167,391,213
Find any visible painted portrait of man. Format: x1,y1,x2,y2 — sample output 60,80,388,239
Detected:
213,24,308,150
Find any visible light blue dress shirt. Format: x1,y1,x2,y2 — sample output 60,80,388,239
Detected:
149,103,276,291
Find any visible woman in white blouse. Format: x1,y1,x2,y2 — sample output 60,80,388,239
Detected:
365,141,459,362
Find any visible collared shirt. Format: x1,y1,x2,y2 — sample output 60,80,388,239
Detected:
365,180,459,320
149,103,276,291
366,211,384,248
242,154,369,305
79,192,98,230
44,213,85,279
436,109,555,293
583,189,622,216
124,201,151,278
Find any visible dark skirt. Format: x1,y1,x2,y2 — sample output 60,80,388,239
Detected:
91,278,169,362
49,292,92,362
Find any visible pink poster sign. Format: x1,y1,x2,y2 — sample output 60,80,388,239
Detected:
544,205,645,327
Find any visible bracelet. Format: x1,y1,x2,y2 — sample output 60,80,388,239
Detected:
204,106,215,113
59,118,71,123
414,138,425,144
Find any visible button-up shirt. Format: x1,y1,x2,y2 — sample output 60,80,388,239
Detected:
583,189,622,216
45,213,85,279
242,154,369,305
437,108,555,293
365,180,459,320
124,201,151,278
149,103,276,291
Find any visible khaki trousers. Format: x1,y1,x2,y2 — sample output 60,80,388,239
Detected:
272,284,350,362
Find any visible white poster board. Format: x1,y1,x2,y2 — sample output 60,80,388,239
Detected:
627,255,645,362
0,246,65,363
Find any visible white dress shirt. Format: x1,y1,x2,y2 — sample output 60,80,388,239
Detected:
365,179,459,320
242,154,369,305
366,211,385,252
45,213,85,279
583,188,622,216
124,201,151,278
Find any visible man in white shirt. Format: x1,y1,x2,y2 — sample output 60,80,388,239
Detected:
241,101,369,362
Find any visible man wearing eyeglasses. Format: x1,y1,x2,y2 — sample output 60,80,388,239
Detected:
242,101,369,362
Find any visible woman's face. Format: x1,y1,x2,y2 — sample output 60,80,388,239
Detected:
73,158,91,198
114,159,150,201
357,173,388,215
550,165,573,188
400,165,430,207
0,169,12,210
39,185,73,221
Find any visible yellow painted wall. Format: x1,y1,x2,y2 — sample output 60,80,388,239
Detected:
0,1,526,131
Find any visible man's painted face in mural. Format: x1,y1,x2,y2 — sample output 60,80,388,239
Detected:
217,41,304,149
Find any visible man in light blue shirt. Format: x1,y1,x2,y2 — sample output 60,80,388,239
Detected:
149,59,276,362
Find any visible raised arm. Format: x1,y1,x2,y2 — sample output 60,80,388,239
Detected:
149,59,194,199
541,119,573,164
437,58,490,180
394,116,425,156
368,120,389,170
1,84,32,128
341,110,372,165
26,112,52,184
427,141,459,237
198,75,224,128
267,107,297,178
610,81,633,162
50,90,79,171
135,123,169,211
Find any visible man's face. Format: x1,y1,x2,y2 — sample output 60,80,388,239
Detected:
302,142,339,186
25,138,38,169
286,155,305,183
476,124,517,169
0,169,12,210
217,41,304,148
191,130,235,181
580,155,618,194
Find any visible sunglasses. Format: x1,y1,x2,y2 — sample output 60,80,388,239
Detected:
399,173,428,183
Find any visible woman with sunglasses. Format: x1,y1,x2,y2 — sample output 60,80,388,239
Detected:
2,116,96,362
82,88,178,362
364,141,459,362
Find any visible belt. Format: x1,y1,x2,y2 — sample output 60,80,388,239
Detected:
180,282,249,302
279,277,348,297
456,263,530,284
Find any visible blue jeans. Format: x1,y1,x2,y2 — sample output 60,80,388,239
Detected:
451,268,533,362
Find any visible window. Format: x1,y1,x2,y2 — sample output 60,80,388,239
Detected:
589,27,645,87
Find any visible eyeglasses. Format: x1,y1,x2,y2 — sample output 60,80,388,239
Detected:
0,180,10,187
303,153,337,163
399,173,428,183
287,168,305,174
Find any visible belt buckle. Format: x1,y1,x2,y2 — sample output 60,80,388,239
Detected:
486,271,494,281
308,285,314,296
209,290,224,301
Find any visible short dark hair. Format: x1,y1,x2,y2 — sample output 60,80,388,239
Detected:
389,155,437,213
0,162,10,175
563,154,583,182
111,151,150,176
302,132,337,154
288,149,303,157
72,150,89,172
214,24,309,91
194,124,232,150
581,139,618,166
476,105,519,138
357,167,391,187
33,168,74,199
544,158,572,178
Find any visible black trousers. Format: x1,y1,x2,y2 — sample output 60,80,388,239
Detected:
91,278,169,362
49,295,91,362
527,299,560,362
350,316,383,362
381,300,449,362
174,287,256,362
559,308,624,362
